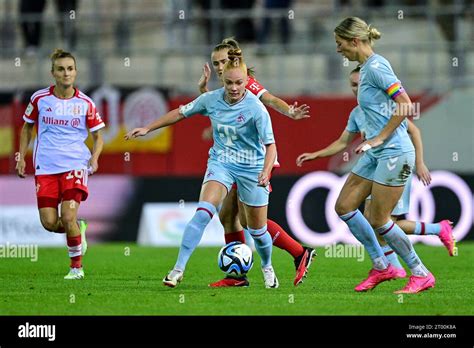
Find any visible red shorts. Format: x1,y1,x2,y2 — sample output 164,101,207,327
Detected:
35,169,89,209
231,166,276,192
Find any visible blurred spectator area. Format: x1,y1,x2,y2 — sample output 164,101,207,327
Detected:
0,0,473,95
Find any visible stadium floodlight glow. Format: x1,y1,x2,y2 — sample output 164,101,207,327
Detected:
286,171,473,246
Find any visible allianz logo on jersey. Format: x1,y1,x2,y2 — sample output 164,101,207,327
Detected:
42,116,81,128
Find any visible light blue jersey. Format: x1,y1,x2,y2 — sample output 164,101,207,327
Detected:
358,54,414,158
345,105,366,136
180,88,274,172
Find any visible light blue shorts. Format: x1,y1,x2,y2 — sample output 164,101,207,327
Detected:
352,151,415,187
203,160,270,207
366,174,412,216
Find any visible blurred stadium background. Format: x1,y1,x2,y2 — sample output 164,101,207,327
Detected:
0,0,473,249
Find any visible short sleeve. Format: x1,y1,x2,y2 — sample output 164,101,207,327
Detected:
23,98,38,123
246,77,267,99
367,59,405,100
345,109,360,133
254,102,274,145
86,100,105,132
179,93,209,118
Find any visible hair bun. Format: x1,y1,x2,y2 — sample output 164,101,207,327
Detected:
227,49,242,61
367,25,381,40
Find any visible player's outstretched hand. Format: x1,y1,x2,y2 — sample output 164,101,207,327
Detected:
16,159,26,178
124,128,149,140
296,152,318,167
288,101,310,120
258,170,270,187
416,162,431,186
198,62,211,93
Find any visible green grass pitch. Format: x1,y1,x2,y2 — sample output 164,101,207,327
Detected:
0,242,472,315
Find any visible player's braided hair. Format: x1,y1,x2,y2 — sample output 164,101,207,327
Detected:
223,48,248,75
213,38,255,77
50,48,76,71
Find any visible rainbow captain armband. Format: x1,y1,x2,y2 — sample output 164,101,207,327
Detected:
386,82,405,100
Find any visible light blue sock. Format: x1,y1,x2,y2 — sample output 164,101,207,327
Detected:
339,210,388,270
414,222,442,235
246,225,272,268
381,244,403,269
377,220,429,276
174,201,216,271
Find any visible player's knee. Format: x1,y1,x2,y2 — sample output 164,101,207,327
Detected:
40,216,58,232
60,212,77,227
219,211,238,231
335,200,351,216
368,215,386,230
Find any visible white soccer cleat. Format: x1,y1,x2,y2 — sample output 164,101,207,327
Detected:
163,269,184,288
64,267,85,280
262,265,279,289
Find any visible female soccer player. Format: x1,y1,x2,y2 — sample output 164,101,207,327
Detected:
330,17,436,294
297,67,455,277
126,51,280,289
199,38,316,288
16,49,105,280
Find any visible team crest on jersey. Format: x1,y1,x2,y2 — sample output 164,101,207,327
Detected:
71,118,81,128
237,114,245,123
25,103,34,116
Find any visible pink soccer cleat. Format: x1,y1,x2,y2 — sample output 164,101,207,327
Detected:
438,220,456,256
354,264,399,292
394,267,407,279
394,273,435,294
209,277,249,287
294,247,316,286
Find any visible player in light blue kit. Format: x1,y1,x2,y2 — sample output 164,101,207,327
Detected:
297,66,455,280
125,51,279,289
332,17,440,294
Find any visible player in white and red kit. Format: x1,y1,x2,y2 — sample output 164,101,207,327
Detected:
16,49,105,280
198,38,316,287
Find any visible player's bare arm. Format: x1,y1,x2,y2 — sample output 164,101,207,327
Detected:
258,143,277,187
407,119,431,185
89,130,104,175
125,108,185,140
16,122,35,178
260,92,310,120
297,130,356,166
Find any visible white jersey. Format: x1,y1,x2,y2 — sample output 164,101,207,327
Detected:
23,86,105,175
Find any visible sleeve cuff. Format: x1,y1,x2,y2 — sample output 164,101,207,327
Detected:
256,89,268,99
89,123,105,132
23,115,35,123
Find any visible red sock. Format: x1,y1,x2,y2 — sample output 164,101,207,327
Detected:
224,230,246,244
267,219,304,259
66,235,82,268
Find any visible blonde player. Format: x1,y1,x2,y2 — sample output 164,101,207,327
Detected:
198,38,315,287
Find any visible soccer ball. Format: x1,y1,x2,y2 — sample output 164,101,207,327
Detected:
218,241,253,277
